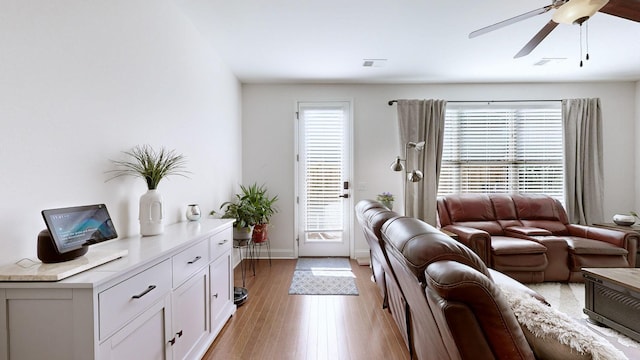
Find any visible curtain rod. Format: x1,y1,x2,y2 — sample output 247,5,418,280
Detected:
387,99,561,106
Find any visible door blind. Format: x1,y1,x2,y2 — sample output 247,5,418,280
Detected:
438,102,564,201
300,104,346,232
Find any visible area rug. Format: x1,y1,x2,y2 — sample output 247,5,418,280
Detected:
526,282,640,359
288,257,359,295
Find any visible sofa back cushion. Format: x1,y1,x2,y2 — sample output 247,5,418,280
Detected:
382,216,491,283
511,194,569,235
489,194,524,229
438,194,504,235
426,260,535,360
356,200,387,249
382,216,496,359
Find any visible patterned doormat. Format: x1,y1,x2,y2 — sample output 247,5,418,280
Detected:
288,258,359,295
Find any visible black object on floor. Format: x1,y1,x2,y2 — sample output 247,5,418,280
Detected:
234,286,248,306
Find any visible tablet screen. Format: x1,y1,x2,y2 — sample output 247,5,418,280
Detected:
41,204,118,253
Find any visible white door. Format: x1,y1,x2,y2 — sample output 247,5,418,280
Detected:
296,101,352,257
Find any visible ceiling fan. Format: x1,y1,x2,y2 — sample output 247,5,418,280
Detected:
470,0,640,58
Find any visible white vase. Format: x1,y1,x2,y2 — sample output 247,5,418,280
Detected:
139,189,164,236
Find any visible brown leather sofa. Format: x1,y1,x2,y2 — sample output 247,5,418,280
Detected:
437,193,638,282
381,214,540,360
355,200,411,353
355,200,545,359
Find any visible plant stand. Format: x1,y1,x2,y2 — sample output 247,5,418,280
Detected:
252,237,271,266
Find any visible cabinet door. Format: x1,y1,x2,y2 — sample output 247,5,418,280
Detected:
99,294,172,360
172,267,209,360
210,251,232,336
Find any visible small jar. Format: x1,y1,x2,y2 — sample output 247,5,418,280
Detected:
186,204,201,221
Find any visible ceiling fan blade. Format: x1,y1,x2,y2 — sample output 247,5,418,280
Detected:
599,0,640,22
514,20,560,58
469,5,555,38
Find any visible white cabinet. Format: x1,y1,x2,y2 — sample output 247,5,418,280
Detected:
171,267,209,360
210,251,232,336
0,219,235,360
99,294,173,360
99,259,172,340
208,229,234,338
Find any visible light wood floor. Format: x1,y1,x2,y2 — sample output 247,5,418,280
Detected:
203,258,410,360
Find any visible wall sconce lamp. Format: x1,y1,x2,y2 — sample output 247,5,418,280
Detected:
389,141,425,214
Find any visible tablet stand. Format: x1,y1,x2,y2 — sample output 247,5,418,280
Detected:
37,229,88,263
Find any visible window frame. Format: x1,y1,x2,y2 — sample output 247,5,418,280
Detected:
438,101,564,203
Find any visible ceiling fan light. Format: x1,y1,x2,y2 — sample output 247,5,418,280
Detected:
552,0,609,24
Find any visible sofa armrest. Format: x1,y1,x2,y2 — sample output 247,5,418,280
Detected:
504,226,552,236
566,224,633,247
567,224,638,267
441,225,491,265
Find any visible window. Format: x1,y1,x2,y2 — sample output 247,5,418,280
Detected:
438,102,564,202
300,104,346,234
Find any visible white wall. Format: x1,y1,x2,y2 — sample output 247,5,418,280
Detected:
242,82,637,261
0,0,242,265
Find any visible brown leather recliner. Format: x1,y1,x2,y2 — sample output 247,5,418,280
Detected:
437,193,638,282
355,200,410,352
381,215,538,360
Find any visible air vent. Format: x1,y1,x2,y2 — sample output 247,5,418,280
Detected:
363,59,387,67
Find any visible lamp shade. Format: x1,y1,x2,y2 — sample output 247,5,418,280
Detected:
552,0,608,24
407,141,426,151
407,170,424,182
390,156,405,171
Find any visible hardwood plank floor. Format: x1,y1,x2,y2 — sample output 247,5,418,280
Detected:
203,259,410,360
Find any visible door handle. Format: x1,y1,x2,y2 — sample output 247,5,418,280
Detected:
338,194,349,198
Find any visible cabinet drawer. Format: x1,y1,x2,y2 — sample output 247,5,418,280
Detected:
98,259,171,340
210,228,232,261
172,238,210,287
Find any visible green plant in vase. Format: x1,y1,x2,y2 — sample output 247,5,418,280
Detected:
239,183,278,243
377,192,394,210
213,195,259,245
107,144,189,236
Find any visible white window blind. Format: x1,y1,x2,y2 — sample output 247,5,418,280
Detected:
438,102,564,202
300,104,346,232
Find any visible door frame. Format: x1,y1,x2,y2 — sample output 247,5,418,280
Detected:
293,99,354,258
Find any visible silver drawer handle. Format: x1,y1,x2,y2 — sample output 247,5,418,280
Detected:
218,239,228,245
132,285,156,299
187,256,202,264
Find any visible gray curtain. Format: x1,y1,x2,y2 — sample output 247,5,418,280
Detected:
563,98,604,224
397,99,447,225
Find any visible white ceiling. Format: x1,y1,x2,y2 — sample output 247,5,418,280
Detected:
177,0,640,84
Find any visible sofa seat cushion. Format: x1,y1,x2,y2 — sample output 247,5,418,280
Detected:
565,237,630,270
565,238,629,256
492,237,548,272
492,237,548,255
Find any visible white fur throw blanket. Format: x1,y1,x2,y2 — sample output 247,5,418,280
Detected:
499,286,627,360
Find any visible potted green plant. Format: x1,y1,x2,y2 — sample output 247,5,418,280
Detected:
214,193,260,244
377,192,394,210
107,144,189,236
239,183,278,243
